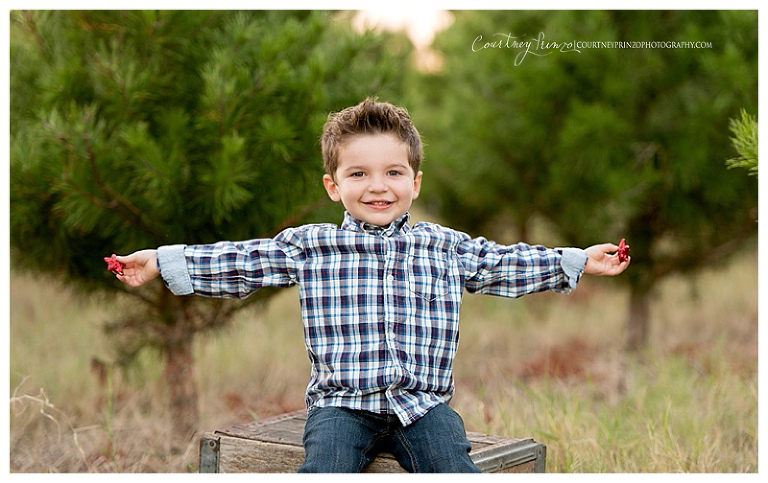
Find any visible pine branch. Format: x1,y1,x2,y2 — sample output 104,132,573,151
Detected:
725,109,758,176
83,137,165,239
19,11,51,62
40,112,164,239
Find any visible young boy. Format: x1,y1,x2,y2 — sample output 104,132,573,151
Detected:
115,98,629,473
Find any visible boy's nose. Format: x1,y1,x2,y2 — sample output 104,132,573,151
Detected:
368,177,388,192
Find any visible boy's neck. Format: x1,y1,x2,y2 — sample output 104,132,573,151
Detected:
343,211,410,234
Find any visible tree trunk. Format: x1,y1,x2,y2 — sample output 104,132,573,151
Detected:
625,282,651,352
164,338,199,440
155,291,201,441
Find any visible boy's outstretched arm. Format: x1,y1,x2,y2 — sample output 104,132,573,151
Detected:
583,243,631,276
114,250,159,287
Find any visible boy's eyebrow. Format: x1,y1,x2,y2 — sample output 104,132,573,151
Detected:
340,162,410,172
340,164,367,172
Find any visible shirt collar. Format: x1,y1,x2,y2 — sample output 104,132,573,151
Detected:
341,211,411,237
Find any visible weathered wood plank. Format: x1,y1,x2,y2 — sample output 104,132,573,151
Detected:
218,436,305,473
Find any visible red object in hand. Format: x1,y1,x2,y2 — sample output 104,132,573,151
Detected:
617,239,630,263
104,254,125,275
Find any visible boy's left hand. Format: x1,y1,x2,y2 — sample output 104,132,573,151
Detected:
584,243,631,276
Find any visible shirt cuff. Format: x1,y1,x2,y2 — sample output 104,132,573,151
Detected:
556,247,588,290
157,244,194,295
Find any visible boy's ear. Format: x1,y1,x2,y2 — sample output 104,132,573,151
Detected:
412,171,423,199
323,174,341,202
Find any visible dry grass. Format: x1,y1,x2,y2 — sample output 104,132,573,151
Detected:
9,244,757,472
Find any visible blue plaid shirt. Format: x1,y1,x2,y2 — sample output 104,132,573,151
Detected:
157,212,587,425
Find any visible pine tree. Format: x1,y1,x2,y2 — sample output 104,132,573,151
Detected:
10,10,410,439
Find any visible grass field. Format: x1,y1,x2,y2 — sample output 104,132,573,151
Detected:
9,243,757,472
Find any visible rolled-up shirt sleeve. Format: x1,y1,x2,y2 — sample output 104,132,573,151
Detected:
556,247,588,290
157,244,194,295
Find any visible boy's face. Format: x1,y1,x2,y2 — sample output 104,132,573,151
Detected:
323,133,422,227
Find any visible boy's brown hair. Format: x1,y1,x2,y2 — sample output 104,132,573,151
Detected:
321,97,423,179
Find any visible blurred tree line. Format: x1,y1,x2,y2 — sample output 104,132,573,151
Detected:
10,10,411,438
413,10,757,351
10,10,757,438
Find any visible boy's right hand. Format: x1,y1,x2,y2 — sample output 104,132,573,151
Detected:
114,249,159,287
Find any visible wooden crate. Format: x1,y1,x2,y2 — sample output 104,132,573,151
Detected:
199,410,546,473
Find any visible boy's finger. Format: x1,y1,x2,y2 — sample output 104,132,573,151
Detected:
115,254,137,268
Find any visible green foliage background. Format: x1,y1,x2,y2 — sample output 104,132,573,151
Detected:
416,11,757,244
411,10,757,348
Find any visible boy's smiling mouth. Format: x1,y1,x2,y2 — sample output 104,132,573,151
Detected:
364,200,394,208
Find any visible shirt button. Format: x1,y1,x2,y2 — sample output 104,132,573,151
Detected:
386,274,395,282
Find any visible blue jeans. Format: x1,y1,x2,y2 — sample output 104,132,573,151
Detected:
297,403,481,473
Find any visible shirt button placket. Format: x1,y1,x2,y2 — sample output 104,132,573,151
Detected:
382,239,404,393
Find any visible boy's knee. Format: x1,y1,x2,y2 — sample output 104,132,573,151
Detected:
298,407,377,473
394,404,481,473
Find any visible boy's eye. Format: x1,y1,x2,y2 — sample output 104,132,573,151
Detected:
350,172,364,177
388,170,402,176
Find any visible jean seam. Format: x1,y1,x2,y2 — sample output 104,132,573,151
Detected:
393,427,419,473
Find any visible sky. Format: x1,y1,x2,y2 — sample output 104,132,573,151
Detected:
352,9,453,50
